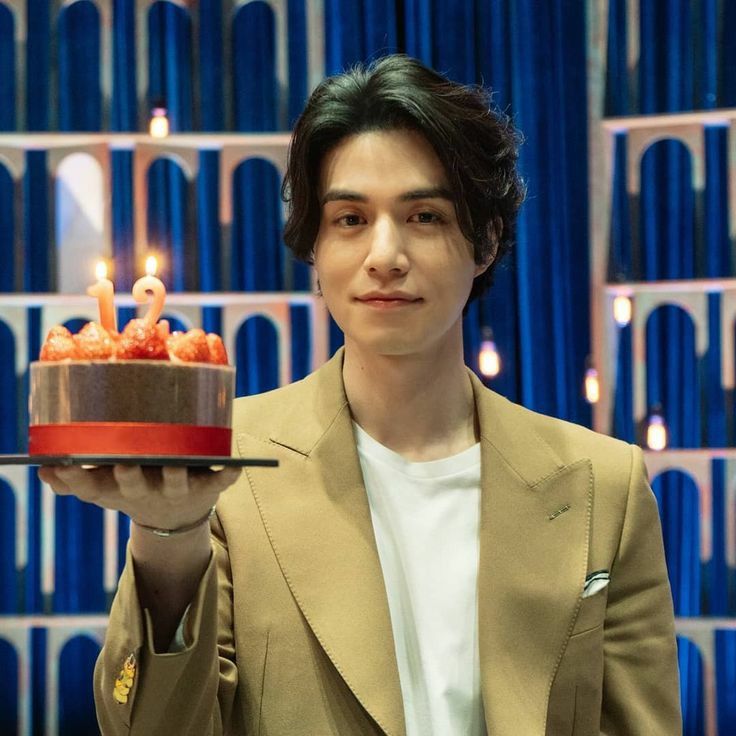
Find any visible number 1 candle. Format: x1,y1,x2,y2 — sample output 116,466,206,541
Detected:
87,260,117,332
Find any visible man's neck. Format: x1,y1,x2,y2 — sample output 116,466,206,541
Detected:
342,333,478,462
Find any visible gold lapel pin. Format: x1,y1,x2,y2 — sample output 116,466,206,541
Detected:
113,652,136,705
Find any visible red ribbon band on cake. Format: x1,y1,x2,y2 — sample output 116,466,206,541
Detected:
29,423,232,457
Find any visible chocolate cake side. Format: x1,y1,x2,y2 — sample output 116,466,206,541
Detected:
29,360,235,456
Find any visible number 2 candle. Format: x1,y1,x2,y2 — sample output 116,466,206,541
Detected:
132,256,167,326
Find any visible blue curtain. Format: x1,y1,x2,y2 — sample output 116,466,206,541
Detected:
58,1,101,132
0,479,16,611
0,4,15,131
0,640,18,727
231,3,282,395
26,0,50,131
111,0,136,132
146,158,193,289
1,0,734,732
58,636,99,736
0,164,13,291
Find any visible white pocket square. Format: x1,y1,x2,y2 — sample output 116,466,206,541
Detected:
583,570,610,598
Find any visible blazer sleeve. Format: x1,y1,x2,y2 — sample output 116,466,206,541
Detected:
94,511,242,735
600,443,683,735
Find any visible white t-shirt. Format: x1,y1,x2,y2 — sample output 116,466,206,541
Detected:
354,421,486,736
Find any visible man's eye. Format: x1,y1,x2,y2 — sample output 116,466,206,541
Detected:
410,212,444,224
335,214,364,227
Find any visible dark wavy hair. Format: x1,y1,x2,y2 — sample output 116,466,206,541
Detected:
281,54,525,306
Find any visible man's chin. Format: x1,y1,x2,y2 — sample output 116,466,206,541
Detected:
344,335,429,358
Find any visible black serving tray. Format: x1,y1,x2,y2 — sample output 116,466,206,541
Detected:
0,454,277,468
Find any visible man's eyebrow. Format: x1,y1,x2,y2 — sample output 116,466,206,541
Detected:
320,187,455,205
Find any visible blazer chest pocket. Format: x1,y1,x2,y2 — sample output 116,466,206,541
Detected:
570,586,609,638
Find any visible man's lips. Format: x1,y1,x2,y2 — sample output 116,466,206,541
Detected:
356,292,421,302
355,296,423,309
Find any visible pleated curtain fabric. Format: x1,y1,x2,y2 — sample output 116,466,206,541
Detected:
0,0,733,732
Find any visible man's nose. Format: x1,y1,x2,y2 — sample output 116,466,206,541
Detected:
363,216,408,273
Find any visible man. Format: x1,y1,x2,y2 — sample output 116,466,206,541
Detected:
42,54,681,735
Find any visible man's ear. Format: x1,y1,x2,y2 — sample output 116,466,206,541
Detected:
474,259,492,278
474,217,502,277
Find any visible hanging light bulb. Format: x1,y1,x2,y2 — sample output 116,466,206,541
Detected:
149,106,169,138
584,361,600,404
646,404,668,451
478,327,501,378
613,295,632,326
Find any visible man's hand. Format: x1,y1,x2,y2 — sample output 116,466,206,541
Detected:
39,463,243,651
38,464,242,531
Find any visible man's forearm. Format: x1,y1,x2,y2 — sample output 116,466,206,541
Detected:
130,522,212,653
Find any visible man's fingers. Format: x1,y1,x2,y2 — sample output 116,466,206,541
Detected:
161,465,188,501
214,466,243,492
113,464,148,501
41,463,240,507
38,466,74,495
189,466,242,495
54,466,112,502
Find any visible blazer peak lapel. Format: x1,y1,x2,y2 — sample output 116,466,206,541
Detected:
471,375,593,733
237,396,406,736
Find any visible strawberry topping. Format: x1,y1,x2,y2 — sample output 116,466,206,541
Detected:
116,319,169,360
206,333,228,365
167,329,211,363
39,326,80,361
73,322,117,359
39,319,228,365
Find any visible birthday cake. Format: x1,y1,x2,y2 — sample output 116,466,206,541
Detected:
29,319,235,457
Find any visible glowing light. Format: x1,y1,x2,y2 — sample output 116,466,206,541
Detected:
478,328,501,377
613,295,632,326
149,107,169,138
646,409,668,451
145,255,158,277
95,260,108,280
584,366,600,404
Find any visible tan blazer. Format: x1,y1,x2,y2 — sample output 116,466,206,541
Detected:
94,348,682,735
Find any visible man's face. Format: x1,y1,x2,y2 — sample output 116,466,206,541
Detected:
313,128,488,357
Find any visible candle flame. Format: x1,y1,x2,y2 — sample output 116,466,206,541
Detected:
145,256,158,277
95,260,108,280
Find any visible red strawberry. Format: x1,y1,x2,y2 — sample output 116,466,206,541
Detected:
116,318,169,360
167,328,210,363
40,325,80,361
73,321,116,359
206,333,228,365
46,325,72,340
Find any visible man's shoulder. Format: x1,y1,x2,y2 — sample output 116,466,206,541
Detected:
495,398,642,529
232,372,316,428
522,401,630,459
491,391,635,478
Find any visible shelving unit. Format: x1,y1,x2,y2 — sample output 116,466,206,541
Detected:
587,4,736,734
